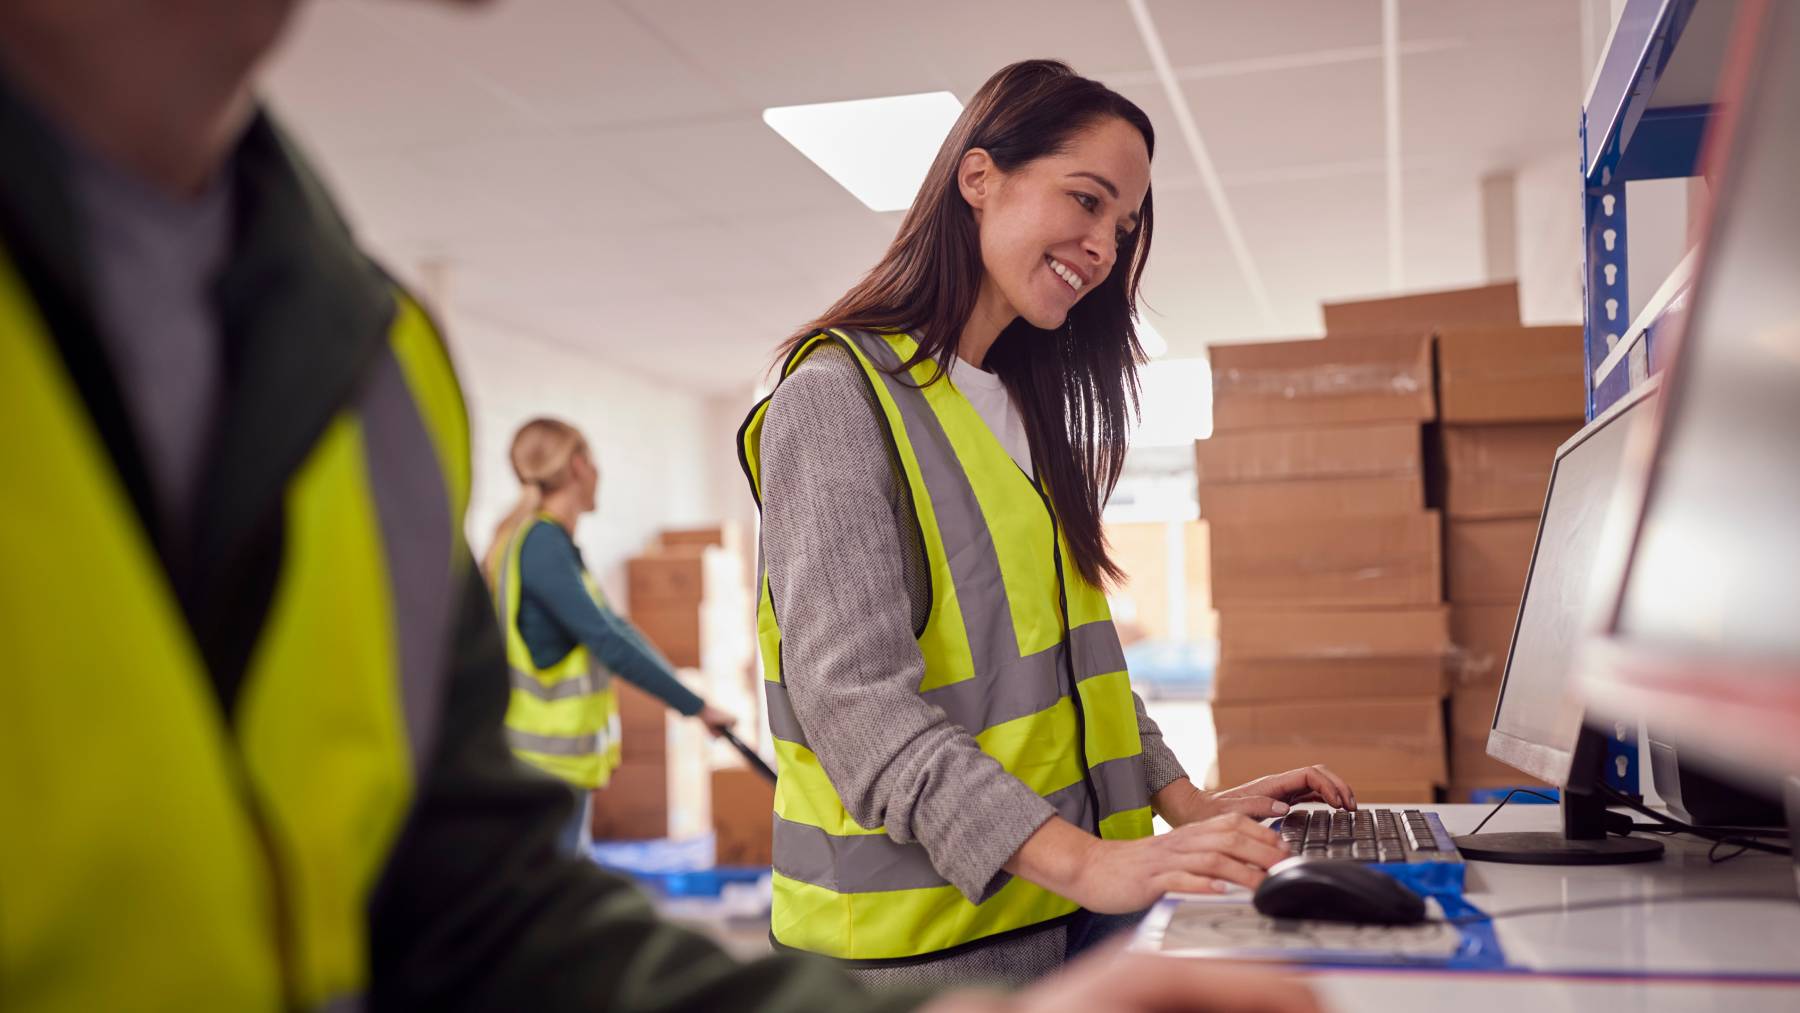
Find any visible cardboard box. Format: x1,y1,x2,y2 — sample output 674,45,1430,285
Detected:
1213,606,1448,702
627,554,705,606
1209,334,1435,432
1349,783,1441,804
1450,604,1517,685
661,527,725,550
1445,518,1537,604
1202,474,1423,523
1218,607,1449,660
1451,739,1550,787
591,719,711,841
712,766,776,866
1436,327,1586,423
1195,423,1422,484
1213,656,1446,703
1450,680,1502,743
1213,696,1448,784
1322,282,1520,338
1439,422,1579,518
616,673,713,762
1445,777,1551,803
617,679,671,737
631,602,702,668
1216,743,1445,789
1209,512,1443,608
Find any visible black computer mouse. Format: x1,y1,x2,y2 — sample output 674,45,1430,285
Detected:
1252,858,1428,925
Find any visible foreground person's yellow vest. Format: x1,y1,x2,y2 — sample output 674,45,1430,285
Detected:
0,247,470,1009
495,516,622,788
739,328,1152,963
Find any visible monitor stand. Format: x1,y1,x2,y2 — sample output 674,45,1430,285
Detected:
1454,789,1664,865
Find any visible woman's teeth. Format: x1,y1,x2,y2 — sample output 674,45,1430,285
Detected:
1046,256,1084,293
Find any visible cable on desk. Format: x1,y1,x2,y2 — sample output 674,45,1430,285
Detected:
1709,839,1752,864
1466,787,1563,837
1446,892,1799,926
1600,785,1793,857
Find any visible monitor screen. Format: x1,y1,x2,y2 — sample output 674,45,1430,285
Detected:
1611,20,1800,661
1486,384,1660,784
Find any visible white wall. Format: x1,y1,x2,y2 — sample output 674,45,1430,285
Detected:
1514,149,1586,325
445,309,727,606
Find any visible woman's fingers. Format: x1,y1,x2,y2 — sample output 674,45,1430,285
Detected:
1169,818,1290,872
1153,870,1229,896
1304,765,1355,810
1161,850,1267,890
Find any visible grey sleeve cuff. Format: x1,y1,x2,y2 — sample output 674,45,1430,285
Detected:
904,734,1060,903
1133,691,1189,796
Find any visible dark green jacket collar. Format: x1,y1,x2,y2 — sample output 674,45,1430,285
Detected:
0,67,401,707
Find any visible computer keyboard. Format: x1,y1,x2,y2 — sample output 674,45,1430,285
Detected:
1274,807,1465,894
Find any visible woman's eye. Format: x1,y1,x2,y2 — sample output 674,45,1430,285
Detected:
1072,192,1098,212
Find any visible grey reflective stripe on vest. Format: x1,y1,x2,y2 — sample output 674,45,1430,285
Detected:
359,344,455,773
508,666,598,701
771,754,1148,894
762,618,1126,747
506,728,605,757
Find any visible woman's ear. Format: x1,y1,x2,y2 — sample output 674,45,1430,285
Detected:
958,148,997,214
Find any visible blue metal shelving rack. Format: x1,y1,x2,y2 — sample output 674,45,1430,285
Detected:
1580,0,1739,419
1579,0,1740,794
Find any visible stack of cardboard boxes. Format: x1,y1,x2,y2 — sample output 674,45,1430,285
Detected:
710,765,776,865
589,677,713,840
1433,326,1587,801
590,526,761,845
1200,281,1591,803
1201,333,1448,804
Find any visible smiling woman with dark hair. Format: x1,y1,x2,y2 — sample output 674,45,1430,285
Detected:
739,60,1356,986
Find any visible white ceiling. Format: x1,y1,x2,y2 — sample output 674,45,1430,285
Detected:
265,0,1587,394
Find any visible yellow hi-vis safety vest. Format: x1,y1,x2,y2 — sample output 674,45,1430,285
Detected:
0,247,470,1010
495,515,622,789
738,328,1153,963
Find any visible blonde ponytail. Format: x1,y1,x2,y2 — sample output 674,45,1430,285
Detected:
481,418,588,588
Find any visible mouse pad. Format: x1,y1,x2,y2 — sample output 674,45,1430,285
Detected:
1132,893,1506,969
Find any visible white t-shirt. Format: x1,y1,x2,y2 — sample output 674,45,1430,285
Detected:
949,358,1034,477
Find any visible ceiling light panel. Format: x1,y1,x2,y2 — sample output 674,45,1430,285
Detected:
763,91,964,212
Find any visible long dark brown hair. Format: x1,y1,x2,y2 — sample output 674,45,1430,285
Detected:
778,59,1155,589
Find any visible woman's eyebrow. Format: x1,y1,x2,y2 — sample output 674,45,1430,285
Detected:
1069,170,1119,198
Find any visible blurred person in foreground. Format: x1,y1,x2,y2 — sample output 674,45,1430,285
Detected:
0,1,1321,1011
482,416,738,853
738,59,1354,987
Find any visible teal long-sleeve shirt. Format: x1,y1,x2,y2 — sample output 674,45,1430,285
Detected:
517,521,705,717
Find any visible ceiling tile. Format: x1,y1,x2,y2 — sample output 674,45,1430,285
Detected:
607,118,869,219
354,0,742,128
1182,59,1384,175
265,3,534,156
1147,0,1381,66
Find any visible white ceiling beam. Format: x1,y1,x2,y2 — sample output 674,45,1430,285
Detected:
1382,0,1404,290
1126,0,1277,329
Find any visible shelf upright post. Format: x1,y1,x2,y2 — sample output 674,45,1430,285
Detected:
1581,161,1629,424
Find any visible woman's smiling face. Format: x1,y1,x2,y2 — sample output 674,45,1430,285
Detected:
961,115,1150,331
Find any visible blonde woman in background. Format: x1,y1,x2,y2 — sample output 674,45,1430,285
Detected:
485,418,736,852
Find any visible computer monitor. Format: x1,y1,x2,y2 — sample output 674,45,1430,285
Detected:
1450,380,1666,865
1580,0,1800,813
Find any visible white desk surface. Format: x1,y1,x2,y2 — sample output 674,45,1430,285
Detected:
1173,803,1800,1012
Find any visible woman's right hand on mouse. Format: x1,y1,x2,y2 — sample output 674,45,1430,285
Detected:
1067,813,1291,912
1008,812,1291,915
